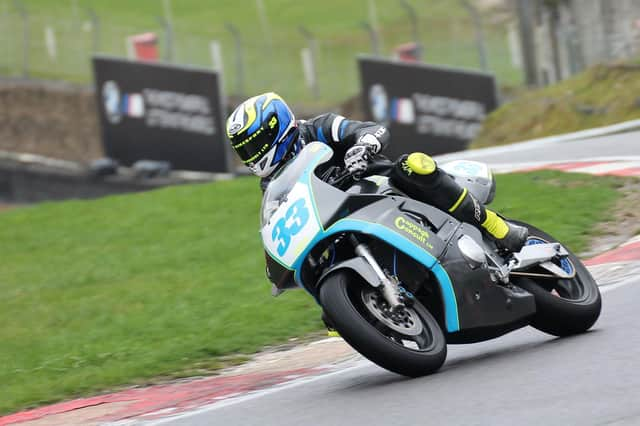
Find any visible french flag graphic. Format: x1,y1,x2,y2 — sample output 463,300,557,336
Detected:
390,98,415,124
121,93,145,118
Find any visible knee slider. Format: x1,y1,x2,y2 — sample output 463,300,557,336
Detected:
406,153,436,175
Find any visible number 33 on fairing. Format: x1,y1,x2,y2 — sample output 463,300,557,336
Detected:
262,183,321,267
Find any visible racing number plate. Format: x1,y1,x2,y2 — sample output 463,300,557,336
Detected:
261,183,321,268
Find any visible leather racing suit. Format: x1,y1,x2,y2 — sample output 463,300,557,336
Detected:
261,113,527,252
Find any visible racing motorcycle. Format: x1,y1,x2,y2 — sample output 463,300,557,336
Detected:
260,142,601,377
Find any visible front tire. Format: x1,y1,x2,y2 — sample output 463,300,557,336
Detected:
319,271,446,377
511,221,601,337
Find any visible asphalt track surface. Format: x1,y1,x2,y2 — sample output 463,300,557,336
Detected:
434,130,640,165
157,132,640,426
159,281,638,426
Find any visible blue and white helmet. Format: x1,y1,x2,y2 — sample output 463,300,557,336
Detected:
226,92,300,178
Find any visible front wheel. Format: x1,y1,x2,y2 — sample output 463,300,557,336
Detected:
511,221,601,337
319,271,446,377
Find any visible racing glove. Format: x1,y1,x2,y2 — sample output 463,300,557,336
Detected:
344,134,382,175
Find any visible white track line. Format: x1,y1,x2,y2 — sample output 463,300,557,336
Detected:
623,236,640,246
138,360,372,425
570,161,640,174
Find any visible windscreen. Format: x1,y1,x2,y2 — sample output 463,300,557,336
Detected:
260,142,333,226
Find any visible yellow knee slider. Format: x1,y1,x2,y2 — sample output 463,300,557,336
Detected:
406,153,436,175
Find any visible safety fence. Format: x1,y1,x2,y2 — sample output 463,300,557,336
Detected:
0,0,522,105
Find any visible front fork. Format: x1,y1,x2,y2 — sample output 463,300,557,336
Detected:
349,235,405,311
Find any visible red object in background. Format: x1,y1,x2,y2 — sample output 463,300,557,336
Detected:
127,33,159,62
394,42,422,62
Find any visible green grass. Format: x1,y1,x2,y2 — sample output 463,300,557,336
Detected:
0,0,521,105
473,64,640,148
491,171,624,253
0,170,623,414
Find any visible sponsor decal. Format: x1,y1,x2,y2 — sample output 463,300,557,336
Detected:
471,196,482,222
228,122,242,133
370,87,486,141
102,80,122,124
384,92,486,140
395,216,433,249
233,127,265,149
391,97,415,124
122,93,145,118
369,84,389,124
374,127,386,139
413,93,485,140
144,89,215,135
401,159,413,176
101,81,216,136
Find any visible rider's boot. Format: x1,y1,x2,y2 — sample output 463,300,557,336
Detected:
322,312,340,338
389,153,528,252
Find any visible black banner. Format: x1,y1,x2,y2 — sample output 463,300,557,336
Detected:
92,56,230,173
358,57,497,157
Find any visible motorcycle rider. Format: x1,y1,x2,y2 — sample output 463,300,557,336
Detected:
226,92,529,253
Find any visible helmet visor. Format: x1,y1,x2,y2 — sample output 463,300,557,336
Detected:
231,113,280,165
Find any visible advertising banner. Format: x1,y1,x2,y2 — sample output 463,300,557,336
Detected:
93,56,230,173
358,57,497,158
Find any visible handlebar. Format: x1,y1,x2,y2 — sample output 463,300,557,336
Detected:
322,156,393,188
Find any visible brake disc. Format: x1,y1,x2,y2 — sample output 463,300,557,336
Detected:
361,289,423,336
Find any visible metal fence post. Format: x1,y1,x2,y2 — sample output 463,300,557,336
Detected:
361,21,380,56
368,0,383,53
162,0,176,62
225,23,245,96
299,26,319,99
1,0,8,74
399,0,422,60
255,0,274,59
515,0,538,86
157,16,175,62
460,0,488,72
256,0,275,85
13,0,29,78
86,7,100,53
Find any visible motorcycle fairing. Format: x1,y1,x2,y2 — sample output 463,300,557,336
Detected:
438,224,536,342
261,143,462,332
262,143,536,335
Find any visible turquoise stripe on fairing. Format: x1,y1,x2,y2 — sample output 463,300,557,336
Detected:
291,219,461,333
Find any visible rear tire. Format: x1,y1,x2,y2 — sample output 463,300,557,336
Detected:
511,221,601,337
319,271,446,377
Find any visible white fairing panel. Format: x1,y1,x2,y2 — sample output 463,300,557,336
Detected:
261,182,321,268
440,160,492,179
440,160,496,204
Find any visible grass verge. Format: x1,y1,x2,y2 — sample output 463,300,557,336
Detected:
473,64,640,148
0,170,625,414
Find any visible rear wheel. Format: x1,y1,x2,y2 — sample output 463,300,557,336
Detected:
511,221,601,337
319,271,446,377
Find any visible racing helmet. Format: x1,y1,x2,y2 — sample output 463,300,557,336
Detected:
226,92,300,177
